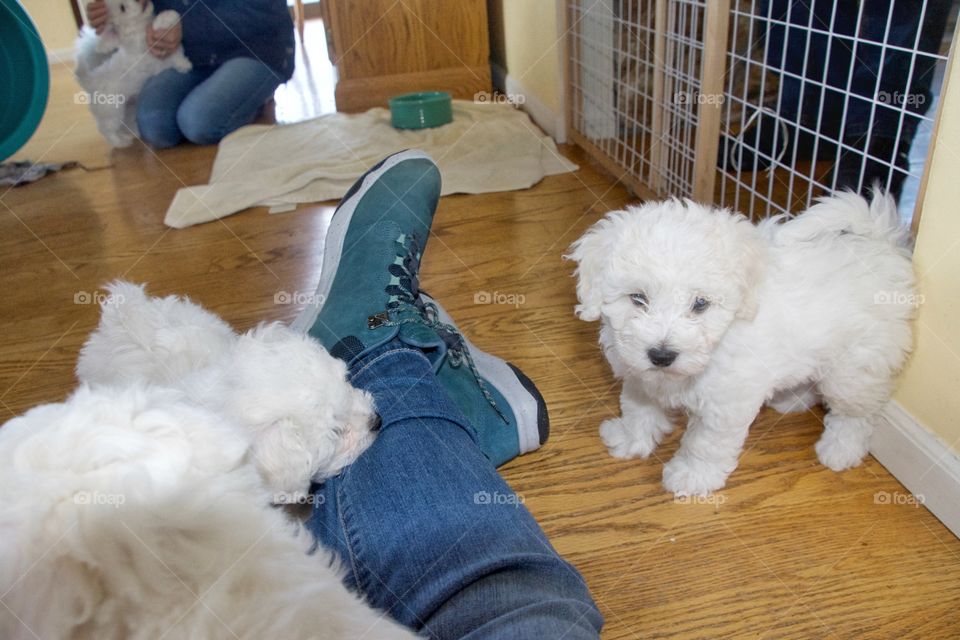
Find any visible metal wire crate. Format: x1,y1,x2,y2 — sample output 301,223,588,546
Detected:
566,0,956,225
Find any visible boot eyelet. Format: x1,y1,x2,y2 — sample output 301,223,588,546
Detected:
367,312,390,329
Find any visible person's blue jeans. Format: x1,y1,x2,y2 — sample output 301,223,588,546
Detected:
764,0,949,142
136,57,283,148
305,341,603,640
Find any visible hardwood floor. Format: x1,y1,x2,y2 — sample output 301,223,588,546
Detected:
3,58,960,639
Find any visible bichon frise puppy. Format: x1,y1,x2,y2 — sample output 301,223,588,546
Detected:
75,0,191,147
568,191,915,496
76,281,376,497
0,384,416,640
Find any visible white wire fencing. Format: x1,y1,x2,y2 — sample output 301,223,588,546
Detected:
567,0,956,223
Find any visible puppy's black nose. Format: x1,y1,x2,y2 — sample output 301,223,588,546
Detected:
647,346,678,367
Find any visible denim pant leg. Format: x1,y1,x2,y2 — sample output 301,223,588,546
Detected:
766,0,950,144
175,57,283,145
136,67,206,149
846,0,950,142
764,0,855,135
305,343,602,640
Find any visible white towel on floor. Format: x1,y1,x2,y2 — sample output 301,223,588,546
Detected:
164,101,577,228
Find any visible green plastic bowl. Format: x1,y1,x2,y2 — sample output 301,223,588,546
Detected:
388,91,452,130
0,0,49,162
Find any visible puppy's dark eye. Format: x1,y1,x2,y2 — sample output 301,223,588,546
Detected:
630,292,648,308
691,296,710,313
120,3,126,12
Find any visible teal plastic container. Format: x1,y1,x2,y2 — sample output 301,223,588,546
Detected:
388,91,452,130
0,0,49,161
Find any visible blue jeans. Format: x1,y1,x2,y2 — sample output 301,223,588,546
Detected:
136,57,283,148
306,342,603,639
764,0,949,141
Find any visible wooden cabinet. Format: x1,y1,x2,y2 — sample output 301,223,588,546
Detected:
321,0,491,112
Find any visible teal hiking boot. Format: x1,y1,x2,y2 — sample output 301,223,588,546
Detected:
290,149,547,466
290,150,443,364
420,293,549,467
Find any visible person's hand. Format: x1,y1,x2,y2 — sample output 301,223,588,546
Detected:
86,1,108,34
147,20,182,59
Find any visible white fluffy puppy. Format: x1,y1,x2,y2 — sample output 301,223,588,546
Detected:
75,0,191,147
568,191,915,496
77,281,376,497
0,385,416,640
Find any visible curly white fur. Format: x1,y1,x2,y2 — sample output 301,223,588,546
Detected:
0,385,415,640
76,281,377,497
568,191,916,496
75,0,191,147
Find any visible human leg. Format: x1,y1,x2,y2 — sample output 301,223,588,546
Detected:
298,150,602,638
136,67,206,149
306,342,602,639
834,0,951,196
175,57,283,145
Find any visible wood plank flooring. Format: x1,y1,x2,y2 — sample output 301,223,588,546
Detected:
2,60,959,639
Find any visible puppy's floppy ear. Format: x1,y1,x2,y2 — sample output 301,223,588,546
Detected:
728,214,766,320
565,214,620,321
249,417,316,496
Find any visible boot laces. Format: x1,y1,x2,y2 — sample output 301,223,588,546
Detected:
374,234,509,424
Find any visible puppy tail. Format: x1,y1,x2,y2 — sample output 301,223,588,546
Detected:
773,188,910,249
860,187,911,247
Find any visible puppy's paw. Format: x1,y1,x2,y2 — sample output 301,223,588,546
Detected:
662,455,730,496
600,417,658,459
815,433,868,471
172,54,192,73
152,10,181,30
105,129,134,148
816,414,871,471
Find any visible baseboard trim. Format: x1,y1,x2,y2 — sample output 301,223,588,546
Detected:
46,47,76,65
499,72,566,143
334,65,491,113
872,401,960,537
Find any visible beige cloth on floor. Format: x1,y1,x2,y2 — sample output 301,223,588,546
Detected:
164,101,577,228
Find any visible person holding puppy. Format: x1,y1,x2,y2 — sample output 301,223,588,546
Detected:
85,0,294,148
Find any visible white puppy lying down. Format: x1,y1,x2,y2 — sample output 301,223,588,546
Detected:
76,281,376,497
0,283,410,638
568,191,915,496
0,385,415,640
